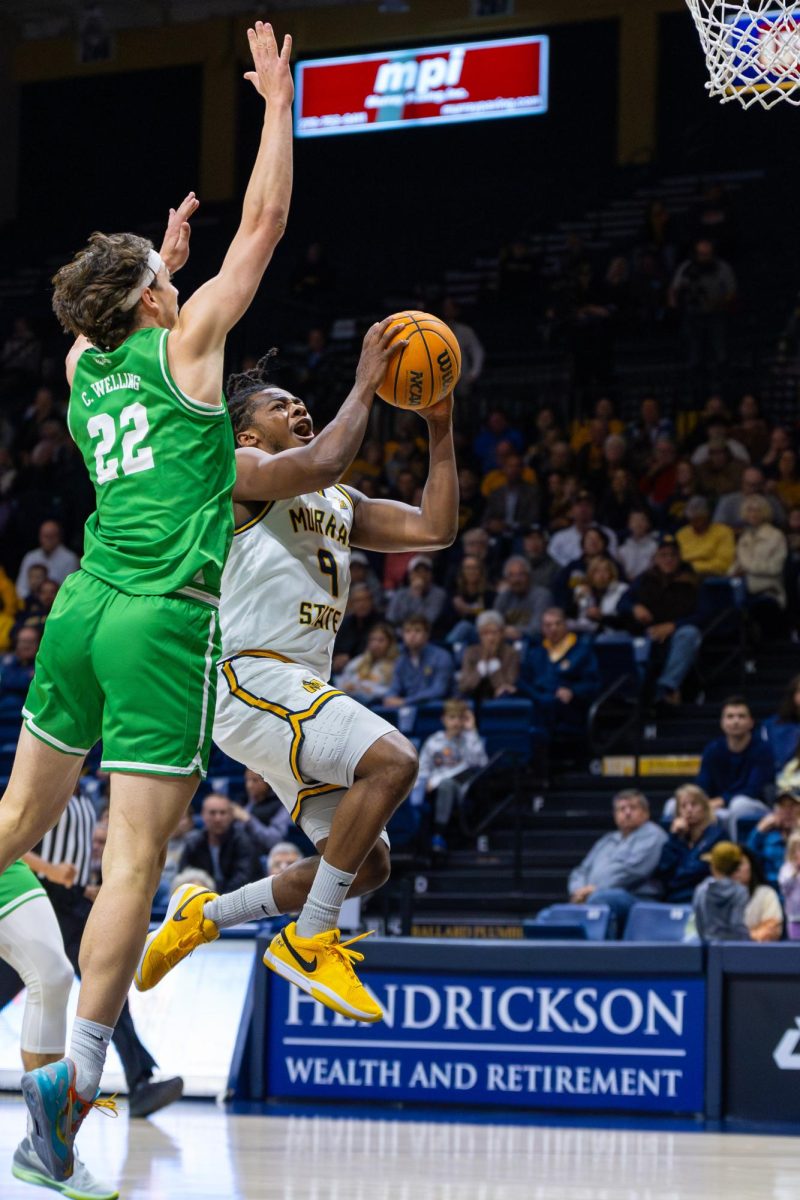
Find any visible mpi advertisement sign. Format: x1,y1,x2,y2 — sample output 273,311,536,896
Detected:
267,972,705,1113
294,36,549,138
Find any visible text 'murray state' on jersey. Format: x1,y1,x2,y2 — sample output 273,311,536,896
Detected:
219,484,355,681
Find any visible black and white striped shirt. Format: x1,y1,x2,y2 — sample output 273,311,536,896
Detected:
37,792,97,889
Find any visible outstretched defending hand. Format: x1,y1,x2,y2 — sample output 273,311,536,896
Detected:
245,21,294,107
159,192,200,275
355,316,409,394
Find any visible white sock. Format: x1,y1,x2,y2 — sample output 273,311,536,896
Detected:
295,857,355,938
69,1018,113,1097
203,878,280,928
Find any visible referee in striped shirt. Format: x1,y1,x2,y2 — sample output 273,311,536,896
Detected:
23,787,183,1119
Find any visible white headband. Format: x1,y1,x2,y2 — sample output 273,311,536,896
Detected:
120,249,165,311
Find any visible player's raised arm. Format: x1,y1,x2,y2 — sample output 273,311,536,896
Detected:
233,317,408,502
171,23,293,373
347,394,459,552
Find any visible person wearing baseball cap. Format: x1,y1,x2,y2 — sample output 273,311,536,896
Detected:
746,789,800,885
385,555,448,634
692,841,750,941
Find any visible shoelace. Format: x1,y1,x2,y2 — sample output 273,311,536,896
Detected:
68,1090,119,1135
323,929,376,977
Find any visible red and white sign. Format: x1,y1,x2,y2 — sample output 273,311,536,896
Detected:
294,35,549,137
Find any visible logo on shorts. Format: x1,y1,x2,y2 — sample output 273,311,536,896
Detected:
302,678,325,693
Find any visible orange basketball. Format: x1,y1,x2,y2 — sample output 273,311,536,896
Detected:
377,311,462,410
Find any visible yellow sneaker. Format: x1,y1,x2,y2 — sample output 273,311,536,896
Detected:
134,884,219,992
263,922,383,1023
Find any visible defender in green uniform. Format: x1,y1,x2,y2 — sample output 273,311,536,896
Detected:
0,22,294,1186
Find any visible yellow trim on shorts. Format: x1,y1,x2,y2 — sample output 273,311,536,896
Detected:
220,657,344,784
292,781,341,823
233,502,274,535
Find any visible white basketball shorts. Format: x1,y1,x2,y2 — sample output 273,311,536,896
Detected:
213,651,398,846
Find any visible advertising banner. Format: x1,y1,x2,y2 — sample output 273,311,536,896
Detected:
725,977,800,1121
267,971,705,1113
294,36,549,138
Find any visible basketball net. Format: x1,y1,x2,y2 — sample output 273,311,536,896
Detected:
686,1,800,107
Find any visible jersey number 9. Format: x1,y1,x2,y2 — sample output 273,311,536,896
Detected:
317,549,339,597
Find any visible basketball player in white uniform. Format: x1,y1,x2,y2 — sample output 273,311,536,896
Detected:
136,316,458,1022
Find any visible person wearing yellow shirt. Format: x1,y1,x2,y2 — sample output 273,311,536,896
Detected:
0,566,20,653
676,496,735,577
481,440,537,497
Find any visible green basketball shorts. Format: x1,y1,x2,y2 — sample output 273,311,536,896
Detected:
22,570,220,777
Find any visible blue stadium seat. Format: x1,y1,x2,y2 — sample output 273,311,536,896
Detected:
623,902,693,942
525,903,612,942
588,635,648,753
478,698,533,762
412,701,446,741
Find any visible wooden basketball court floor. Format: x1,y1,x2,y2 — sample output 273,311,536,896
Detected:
1,1095,799,1199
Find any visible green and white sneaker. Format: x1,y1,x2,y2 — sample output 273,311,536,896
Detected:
12,1137,118,1200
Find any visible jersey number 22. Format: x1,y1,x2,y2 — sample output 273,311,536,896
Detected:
87,402,155,485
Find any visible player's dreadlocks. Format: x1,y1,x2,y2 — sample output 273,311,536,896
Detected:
227,349,280,437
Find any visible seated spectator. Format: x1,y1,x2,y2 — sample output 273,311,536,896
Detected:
769,447,800,513
627,396,675,471
656,783,723,902
446,525,504,590
171,866,217,895
482,452,540,540
416,699,488,857
267,841,304,876
676,496,735,577
729,495,787,611
663,459,701,531
457,467,485,531
0,626,39,699
572,557,629,634
597,467,641,534
693,696,773,838
179,793,262,896
449,555,496,631
731,394,770,463
548,490,619,566
567,788,667,936
15,519,79,597
617,510,658,581
349,550,383,610
689,417,749,466
713,465,785,530
12,576,59,639
554,526,614,612
778,830,800,940
617,534,701,706
516,607,600,734
457,610,519,702
747,789,800,885
0,564,19,652
493,555,552,641
763,673,800,772
542,469,578,532
696,439,744,501
386,555,448,634
481,440,537,499
337,622,398,706
383,616,454,712
231,769,292,854
692,841,750,942
520,525,559,591
735,845,783,942
638,437,678,508
331,582,380,674
473,409,524,475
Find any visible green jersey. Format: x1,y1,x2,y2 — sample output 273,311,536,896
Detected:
68,327,235,604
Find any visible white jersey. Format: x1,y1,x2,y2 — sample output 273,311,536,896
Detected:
219,484,355,680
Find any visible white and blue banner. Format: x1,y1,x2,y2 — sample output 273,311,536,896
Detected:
266,972,705,1113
